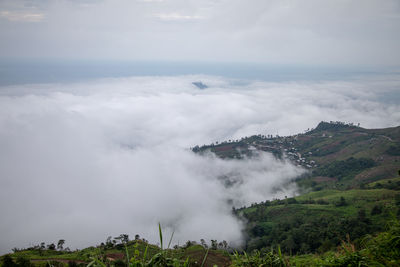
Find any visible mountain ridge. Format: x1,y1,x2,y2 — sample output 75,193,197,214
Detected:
193,121,400,191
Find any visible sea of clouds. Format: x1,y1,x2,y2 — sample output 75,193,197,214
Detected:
0,74,399,252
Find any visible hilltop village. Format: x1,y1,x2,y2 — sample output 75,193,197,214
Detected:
193,133,318,169
192,122,358,169
193,121,399,190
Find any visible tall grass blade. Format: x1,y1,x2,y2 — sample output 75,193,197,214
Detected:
142,244,148,264
183,257,190,267
244,251,249,262
124,244,130,267
167,230,175,249
200,248,209,267
87,258,106,267
96,258,107,267
159,223,163,250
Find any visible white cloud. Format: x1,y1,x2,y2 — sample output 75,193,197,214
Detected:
0,0,399,65
138,0,165,2
0,74,399,253
153,13,203,21
0,10,44,22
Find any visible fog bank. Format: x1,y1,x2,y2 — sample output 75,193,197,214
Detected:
0,74,399,253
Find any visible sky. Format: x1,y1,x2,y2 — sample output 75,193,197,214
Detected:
0,0,400,66
0,0,400,255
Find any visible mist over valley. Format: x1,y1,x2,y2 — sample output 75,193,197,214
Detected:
0,74,399,253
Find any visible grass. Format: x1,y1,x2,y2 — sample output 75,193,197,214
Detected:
366,177,400,187
242,194,395,229
3,188,400,267
295,188,398,204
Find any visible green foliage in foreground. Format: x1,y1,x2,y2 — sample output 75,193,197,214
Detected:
231,247,286,267
236,187,399,254
86,224,191,267
2,218,400,266
231,218,400,266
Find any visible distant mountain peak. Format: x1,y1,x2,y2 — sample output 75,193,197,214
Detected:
192,81,208,89
313,121,360,132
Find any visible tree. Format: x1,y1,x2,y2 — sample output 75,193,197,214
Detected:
336,196,347,207
115,234,129,244
371,205,382,215
395,194,400,205
358,209,368,222
57,239,65,251
106,236,113,248
200,239,208,249
282,235,296,254
211,240,218,250
16,257,31,267
47,243,56,250
122,234,129,243
184,240,193,248
2,255,16,267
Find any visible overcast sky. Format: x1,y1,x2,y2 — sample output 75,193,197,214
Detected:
1,0,400,66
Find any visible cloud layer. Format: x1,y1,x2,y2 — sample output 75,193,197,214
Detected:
0,74,399,253
1,0,400,65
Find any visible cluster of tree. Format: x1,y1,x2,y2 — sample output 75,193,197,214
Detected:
209,134,277,147
99,234,147,249
232,196,343,214
369,180,400,190
97,233,230,252
191,133,283,154
312,157,376,181
233,218,400,266
179,239,228,251
11,240,68,254
244,209,378,254
233,188,400,256
311,121,360,132
386,144,400,156
1,255,31,267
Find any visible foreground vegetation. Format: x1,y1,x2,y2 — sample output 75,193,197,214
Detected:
2,218,400,266
0,225,232,267
236,186,399,254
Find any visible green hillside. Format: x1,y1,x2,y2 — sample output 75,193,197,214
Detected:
236,186,399,254
195,121,400,190
195,121,400,263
